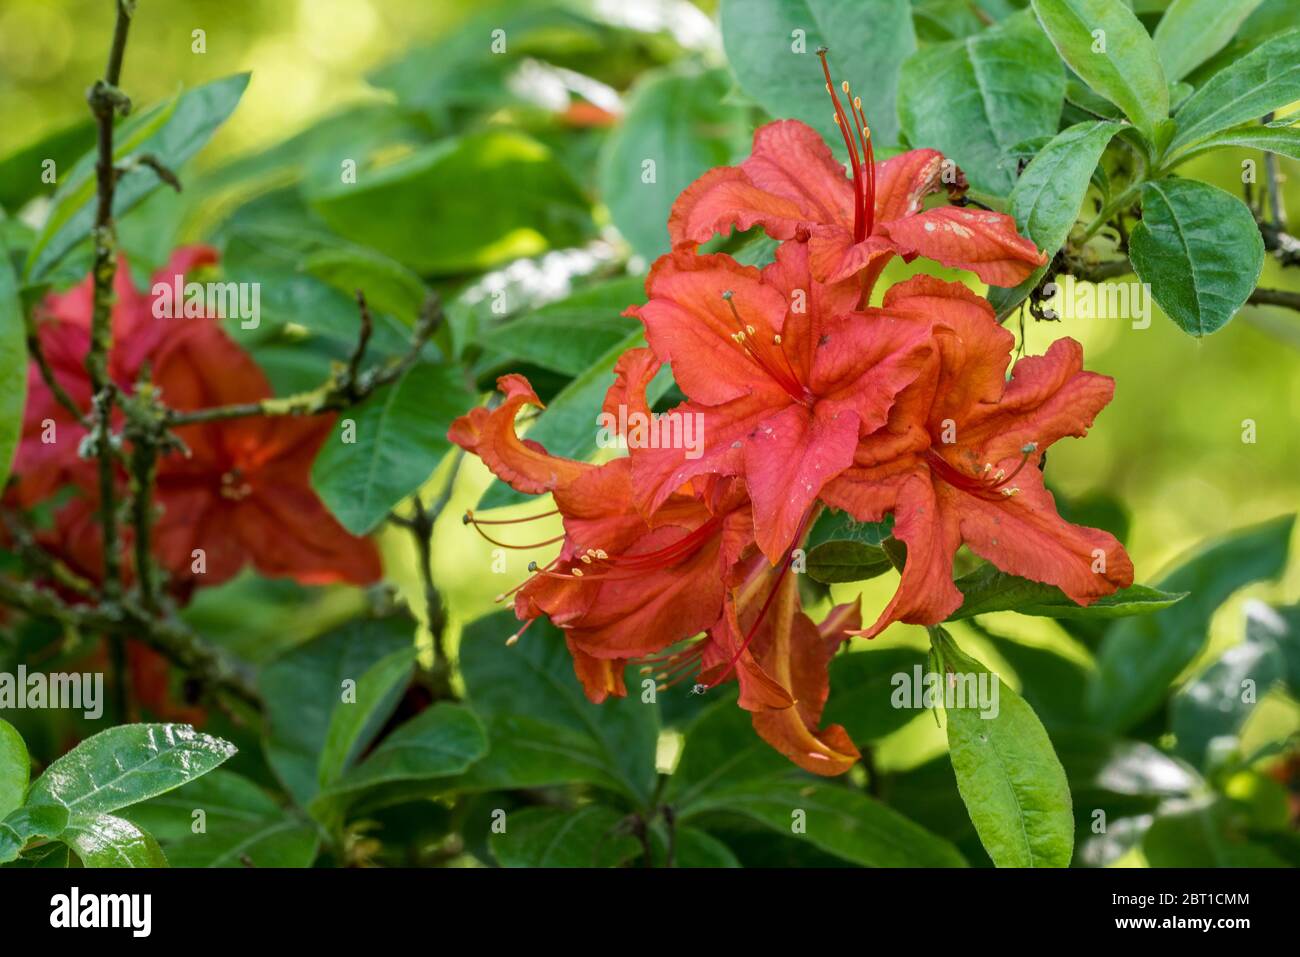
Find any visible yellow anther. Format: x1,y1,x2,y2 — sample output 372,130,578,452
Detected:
773,334,782,344
841,80,850,94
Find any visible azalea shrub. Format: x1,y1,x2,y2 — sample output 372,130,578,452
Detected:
0,0,1298,870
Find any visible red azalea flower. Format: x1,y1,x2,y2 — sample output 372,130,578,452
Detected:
449,359,756,702
668,52,1045,294
820,275,1133,636
10,246,219,506
150,322,381,589
624,242,934,562
11,246,380,592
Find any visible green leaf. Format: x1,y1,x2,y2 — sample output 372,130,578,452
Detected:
476,276,646,376
598,65,749,260
62,813,168,868
948,563,1186,620
26,724,236,815
823,648,928,742
308,130,591,275
1169,28,1300,152
460,612,659,806
313,703,487,819
720,0,915,150
932,631,1074,867
311,363,472,535
682,780,967,867
121,770,319,868
992,119,1124,310
1088,515,1294,733
317,647,416,788
1031,0,1169,142
1129,179,1264,336
807,508,892,549
1170,119,1300,163
490,805,642,868
0,119,95,212
0,804,68,864
667,697,793,811
0,718,28,820
1170,605,1288,768
26,74,250,280
302,246,428,327
899,12,1066,195
452,713,628,794
805,540,892,584
0,231,25,495
260,615,414,807
1154,0,1265,82
478,329,671,509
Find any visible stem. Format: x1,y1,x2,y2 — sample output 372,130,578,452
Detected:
165,294,442,426
84,0,136,712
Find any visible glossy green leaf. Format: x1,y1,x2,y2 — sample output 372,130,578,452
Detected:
308,130,591,275
682,780,967,868
490,805,641,868
598,65,748,259
26,73,250,280
1154,0,1265,82
1088,515,1294,732
460,612,659,805
260,615,414,807
948,562,1185,620
667,697,793,810
989,120,1122,314
720,0,915,150
122,770,318,868
311,363,472,535
26,724,235,815
317,647,416,788
0,231,25,495
1130,179,1264,336
477,276,645,376
899,12,1065,195
62,813,168,868
1170,28,1300,152
0,718,27,820
933,631,1074,867
823,648,928,742
1031,0,1169,142
478,329,671,508
0,804,68,864
805,540,892,584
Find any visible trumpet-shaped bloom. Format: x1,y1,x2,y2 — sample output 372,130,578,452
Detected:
820,276,1133,636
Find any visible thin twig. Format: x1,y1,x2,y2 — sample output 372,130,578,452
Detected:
165,294,443,427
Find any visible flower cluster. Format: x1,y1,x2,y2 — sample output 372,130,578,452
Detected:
451,68,1133,775
12,246,381,594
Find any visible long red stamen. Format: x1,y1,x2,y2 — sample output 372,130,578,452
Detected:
817,47,876,243
464,509,559,525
